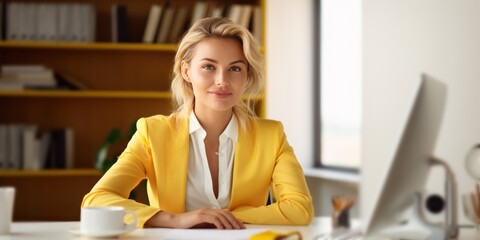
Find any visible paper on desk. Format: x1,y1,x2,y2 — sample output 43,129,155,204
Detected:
160,228,268,240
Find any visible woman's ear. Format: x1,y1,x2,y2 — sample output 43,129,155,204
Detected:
181,61,191,82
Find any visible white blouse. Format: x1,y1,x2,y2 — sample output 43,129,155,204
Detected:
185,112,238,211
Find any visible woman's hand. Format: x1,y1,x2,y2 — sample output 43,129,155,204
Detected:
146,208,245,229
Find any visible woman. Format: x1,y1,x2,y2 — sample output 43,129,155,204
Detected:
82,18,313,229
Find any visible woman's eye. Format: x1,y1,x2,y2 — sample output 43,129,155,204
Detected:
230,66,241,72
202,65,215,70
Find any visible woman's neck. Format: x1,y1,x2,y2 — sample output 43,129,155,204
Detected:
193,108,233,138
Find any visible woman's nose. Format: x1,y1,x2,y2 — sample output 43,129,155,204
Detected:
215,71,227,86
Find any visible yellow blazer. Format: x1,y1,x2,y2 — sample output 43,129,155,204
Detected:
82,114,313,228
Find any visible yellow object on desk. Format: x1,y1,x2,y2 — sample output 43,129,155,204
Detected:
248,230,302,240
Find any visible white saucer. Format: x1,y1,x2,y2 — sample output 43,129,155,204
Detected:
69,228,132,238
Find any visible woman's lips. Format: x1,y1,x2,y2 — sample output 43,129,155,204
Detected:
209,90,231,97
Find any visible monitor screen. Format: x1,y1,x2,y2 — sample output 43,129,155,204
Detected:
363,74,448,238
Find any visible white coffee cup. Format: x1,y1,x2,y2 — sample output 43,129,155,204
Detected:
80,206,138,234
0,187,15,235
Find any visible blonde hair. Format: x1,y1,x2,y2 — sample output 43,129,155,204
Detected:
171,18,264,131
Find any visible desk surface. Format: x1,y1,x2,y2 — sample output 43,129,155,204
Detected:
1,217,477,240
1,217,341,240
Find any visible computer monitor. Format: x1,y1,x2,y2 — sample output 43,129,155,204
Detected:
363,74,448,238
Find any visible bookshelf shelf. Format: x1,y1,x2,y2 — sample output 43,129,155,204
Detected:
0,90,172,99
0,41,177,52
0,169,101,177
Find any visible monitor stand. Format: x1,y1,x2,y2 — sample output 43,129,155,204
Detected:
430,156,459,239
375,157,459,240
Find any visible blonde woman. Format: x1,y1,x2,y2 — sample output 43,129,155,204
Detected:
82,18,313,229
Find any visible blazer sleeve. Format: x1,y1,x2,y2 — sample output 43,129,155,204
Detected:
81,118,160,228
232,122,314,225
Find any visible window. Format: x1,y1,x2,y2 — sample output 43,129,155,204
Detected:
315,0,362,170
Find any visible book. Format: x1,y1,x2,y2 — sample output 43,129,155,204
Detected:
44,4,58,41
227,4,243,24
238,5,253,30
0,2,4,40
143,4,163,43
78,4,90,42
111,4,128,43
0,125,7,169
16,3,28,40
83,4,96,42
167,6,188,43
45,128,74,169
251,6,262,44
6,2,19,40
1,69,54,80
36,3,49,41
209,3,225,18
1,64,46,74
70,3,86,42
22,125,41,170
0,81,23,90
189,1,209,27
64,128,74,169
38,132,51,169
55,72,89,90
24,3,37,40
68,3,81,42
7,124,23,169
57,3,70,41
44,131,59,169
155,7,175,43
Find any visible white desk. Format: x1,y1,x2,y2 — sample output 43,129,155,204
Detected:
1,217,339,240
0,217,477,240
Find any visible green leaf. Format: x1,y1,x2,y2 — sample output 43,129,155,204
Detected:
105,128,122,144
127,121,137,140
95,143,110,170
101,158,116,173
95,122,137,174
95,128,123,171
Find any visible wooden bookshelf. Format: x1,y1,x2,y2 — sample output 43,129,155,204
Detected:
0,169,101,177
0,0,265,221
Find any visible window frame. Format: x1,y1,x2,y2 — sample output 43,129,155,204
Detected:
314,0,362,172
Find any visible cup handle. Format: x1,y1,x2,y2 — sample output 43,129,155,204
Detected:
124,210,138,232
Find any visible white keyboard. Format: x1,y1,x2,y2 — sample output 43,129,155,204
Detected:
314,229,363,240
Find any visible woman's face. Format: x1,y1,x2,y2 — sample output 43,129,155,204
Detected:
182,37,247,115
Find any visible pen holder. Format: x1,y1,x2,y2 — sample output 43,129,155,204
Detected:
331,195,356,229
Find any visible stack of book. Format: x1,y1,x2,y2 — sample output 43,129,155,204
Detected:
0,65,56,90
2,2,96,42
0,64,89,91
0,124,74,170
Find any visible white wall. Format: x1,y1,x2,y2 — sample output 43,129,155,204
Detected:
267,0,480,225
363,0,480,224
265,0,314,169
266,0,360,217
